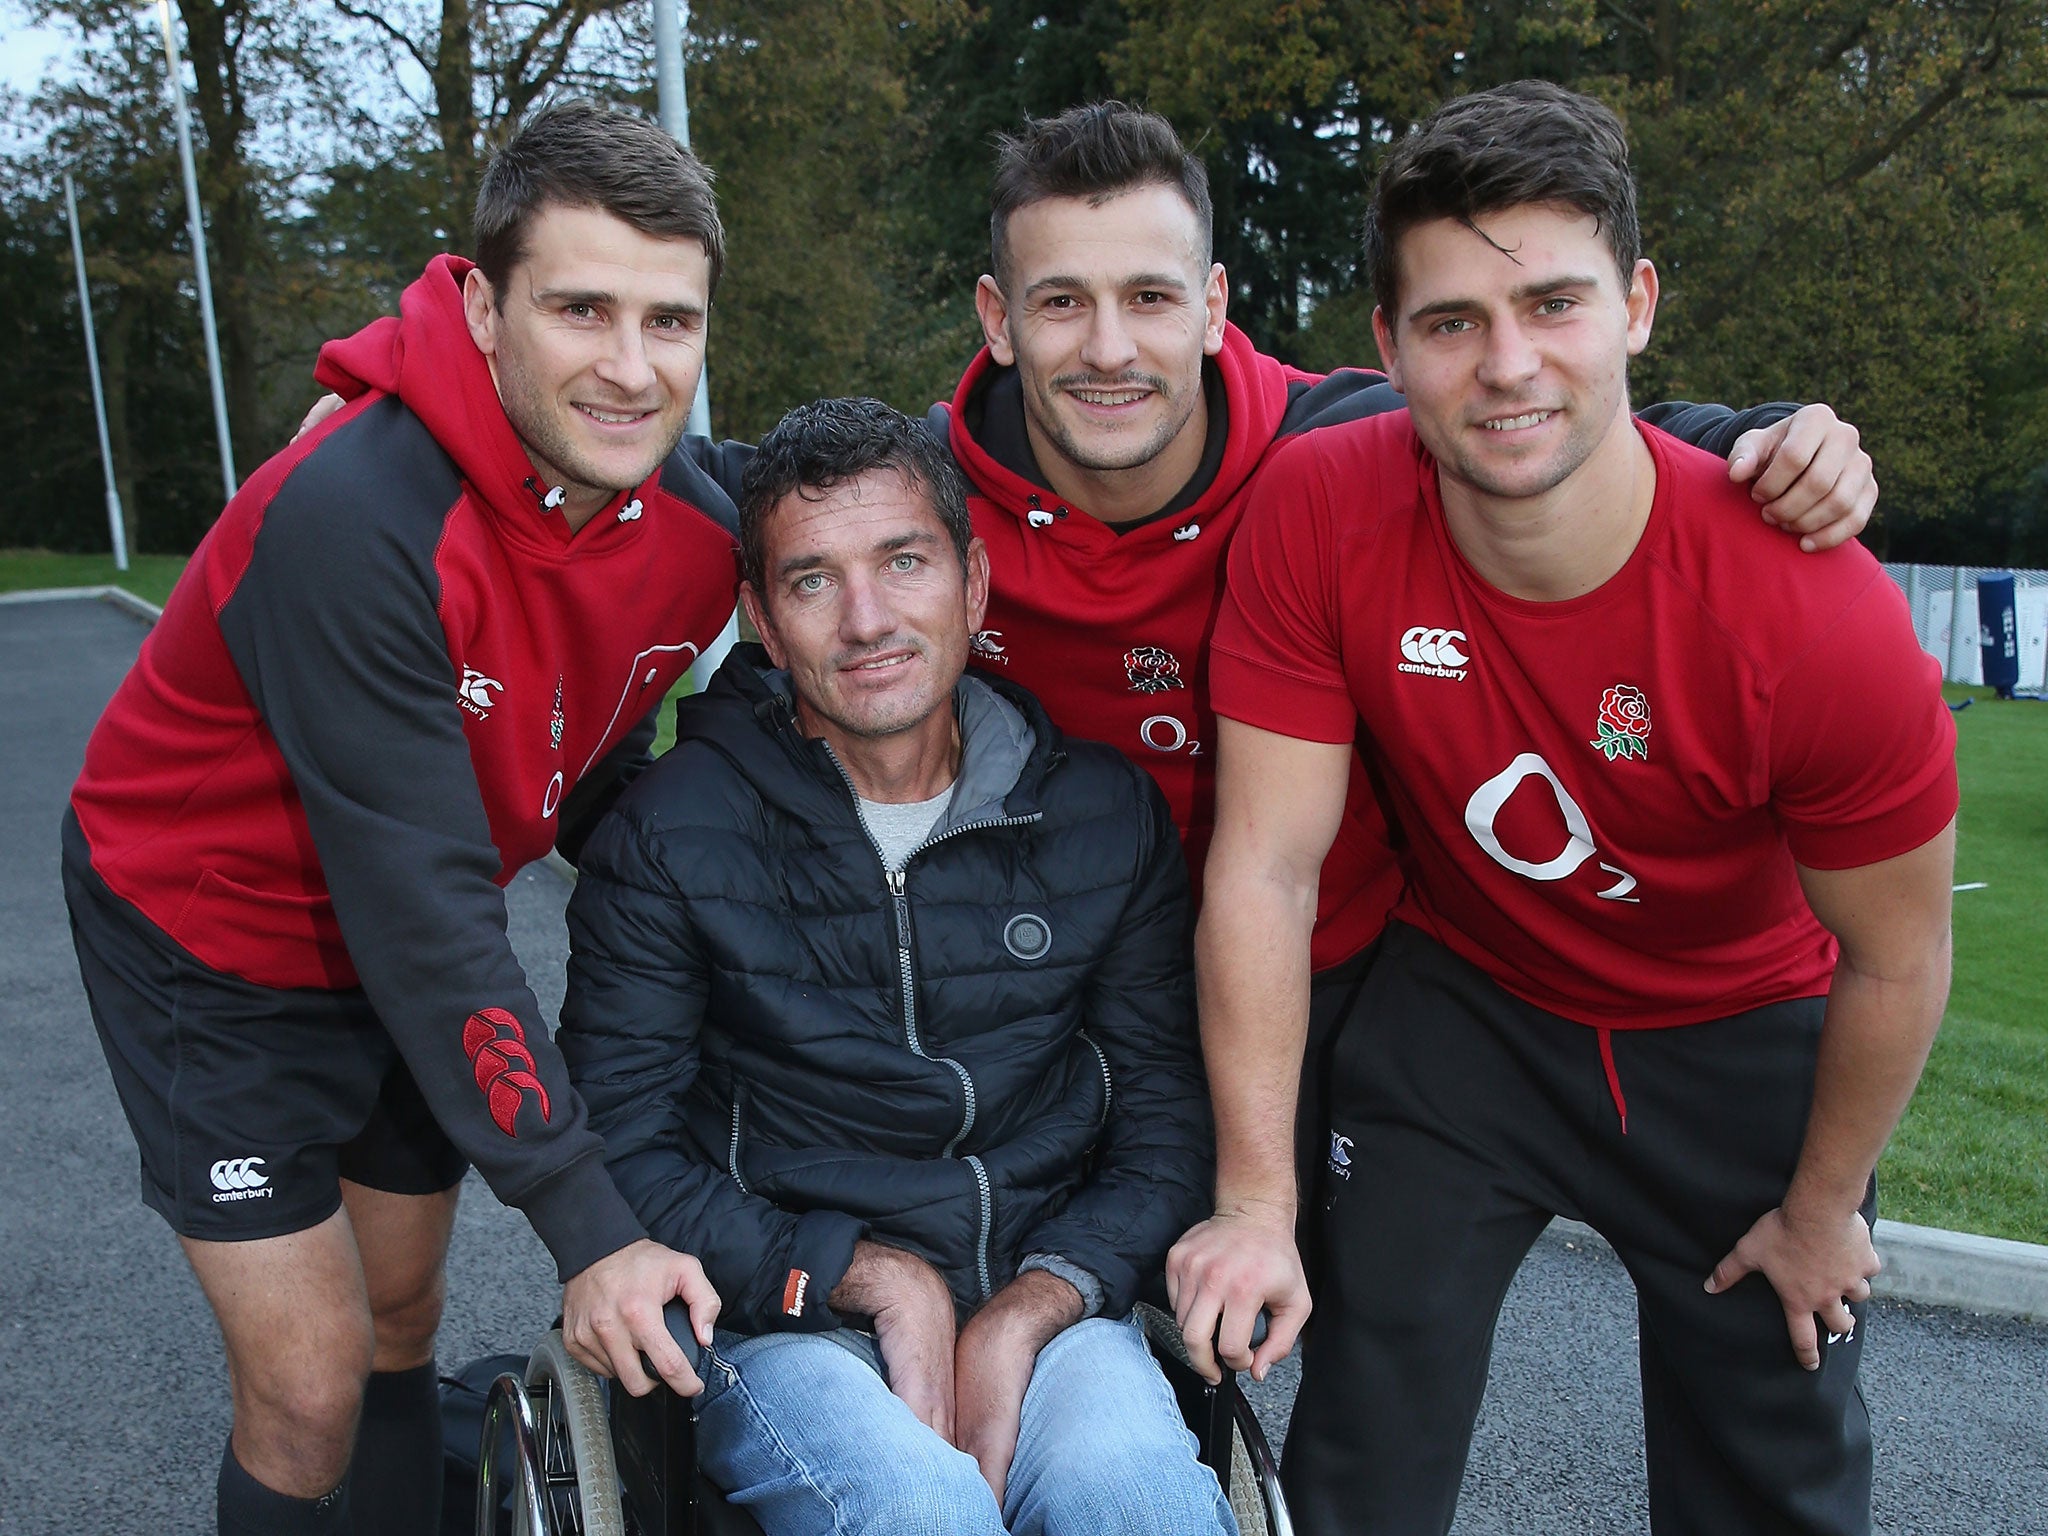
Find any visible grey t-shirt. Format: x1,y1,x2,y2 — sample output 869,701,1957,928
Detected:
856,784,955,873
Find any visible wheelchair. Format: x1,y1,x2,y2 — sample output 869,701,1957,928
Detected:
476,1301,1293,1536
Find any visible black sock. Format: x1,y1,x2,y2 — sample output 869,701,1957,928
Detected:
348,1360,445,1536
218,1438,349,1536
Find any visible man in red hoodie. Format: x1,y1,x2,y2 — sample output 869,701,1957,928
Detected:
64,101,734,1536
930,101,1880,1308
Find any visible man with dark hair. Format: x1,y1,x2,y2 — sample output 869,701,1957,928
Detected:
65,98,736,1536
936,97,1882,1340
559,396,1232,1536
1189,80,1957,1534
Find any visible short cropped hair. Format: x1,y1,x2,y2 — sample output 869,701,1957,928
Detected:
473,98,725,303
989,101,1212,291
739,398,972,594
1365,80,1640,317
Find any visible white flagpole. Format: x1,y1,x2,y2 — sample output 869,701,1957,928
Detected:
156,0,238,502
64,172,129,571
656,0,738,687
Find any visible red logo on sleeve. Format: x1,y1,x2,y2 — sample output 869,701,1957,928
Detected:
782,1269,811,1317
463,1007,553,1136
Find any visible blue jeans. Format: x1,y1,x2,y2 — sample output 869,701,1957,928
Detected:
691,1311,1239,1536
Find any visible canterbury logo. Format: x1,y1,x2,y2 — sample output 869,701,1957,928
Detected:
1327,1132,1354,1181
209,1156,274,1203
464,1007,552,1137
458,667,504,716
1398,626,1469,678
210,1157,268,1191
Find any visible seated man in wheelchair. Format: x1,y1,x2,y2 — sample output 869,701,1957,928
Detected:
557,395,1236,1536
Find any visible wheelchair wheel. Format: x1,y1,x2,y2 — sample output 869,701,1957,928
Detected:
1227,1391,1291,1536
514,1330,626,1536
1227,1426,1267,1536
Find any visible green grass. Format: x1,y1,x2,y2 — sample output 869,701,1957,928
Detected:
0,548,188,610
1878,684,2048,1246
650,676,696,756
8,546,2042,1241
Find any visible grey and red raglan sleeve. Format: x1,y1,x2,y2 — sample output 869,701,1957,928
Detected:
214,408,644,1281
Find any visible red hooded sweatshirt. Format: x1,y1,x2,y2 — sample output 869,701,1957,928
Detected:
933,324,1406,970
70,255,745,1277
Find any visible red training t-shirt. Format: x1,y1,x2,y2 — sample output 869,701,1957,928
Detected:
1211,412,1957,1028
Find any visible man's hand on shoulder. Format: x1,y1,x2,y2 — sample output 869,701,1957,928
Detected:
830,1241,959,1440
954,1268,1085,1506
1166,1199,1309,1385
293,392,347,444
1726,403,1875,553
562,1238,720,1398
1706,1202,1878,1371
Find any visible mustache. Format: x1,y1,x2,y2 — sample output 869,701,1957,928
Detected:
832,637,926,671
1050,370,1170,394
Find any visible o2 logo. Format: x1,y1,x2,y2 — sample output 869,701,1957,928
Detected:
1463,752,1638,902
1139,714,1203,756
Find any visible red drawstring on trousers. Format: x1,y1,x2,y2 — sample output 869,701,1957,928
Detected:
1596,1027,1629,1136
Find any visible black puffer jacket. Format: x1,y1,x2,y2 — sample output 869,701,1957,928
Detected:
559,647,1212,1335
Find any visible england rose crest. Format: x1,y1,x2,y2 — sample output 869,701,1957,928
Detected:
1590,684,1651,761
1124,645,1185,694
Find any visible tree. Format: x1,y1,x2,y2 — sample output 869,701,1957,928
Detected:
1110,0,1466,359
1461,0,2048,539
325,0,654,243
670,0,981,438
28,0,342,477
5,9,245,552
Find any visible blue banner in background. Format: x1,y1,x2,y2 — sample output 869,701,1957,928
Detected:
1978,572,2019,695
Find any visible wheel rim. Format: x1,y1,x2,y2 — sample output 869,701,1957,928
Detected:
534,1377,594,1535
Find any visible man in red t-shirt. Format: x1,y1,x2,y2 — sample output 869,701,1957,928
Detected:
1174,82,1957,1536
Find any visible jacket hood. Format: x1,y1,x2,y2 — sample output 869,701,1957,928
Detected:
314,254,652,546
934,321,1298,527
675,644,1062,829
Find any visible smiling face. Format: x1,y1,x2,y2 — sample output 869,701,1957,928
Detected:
742,469,990,770
1373,202,1657,508
974,183,1227,522
464,202,712,528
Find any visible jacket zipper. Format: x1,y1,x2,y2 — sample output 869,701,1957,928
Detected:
822,744,1040,1158
962,1154,995,1302
1080,1031,1114,1127
886,867,980,1157
727,1093,750,1194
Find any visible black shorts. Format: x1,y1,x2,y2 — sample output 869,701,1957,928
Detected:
62,812,467,1242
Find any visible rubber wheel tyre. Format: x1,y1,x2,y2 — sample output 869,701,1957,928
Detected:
514,1329,626,1536
1227,1418,1270,1536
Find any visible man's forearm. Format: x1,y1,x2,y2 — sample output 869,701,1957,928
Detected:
1785,945,1950,1222
973,1269,1084,1354
1196,859,1318,1214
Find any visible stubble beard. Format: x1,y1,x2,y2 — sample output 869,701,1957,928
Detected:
495,346,683,500
805,639,953,743
1029,368,1197,475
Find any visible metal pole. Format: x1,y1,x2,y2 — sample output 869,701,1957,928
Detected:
652,0,712,442
656,0,736,689
64,173,130,572
157,0,238,502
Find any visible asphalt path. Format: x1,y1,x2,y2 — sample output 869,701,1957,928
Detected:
2,595,2042,1535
